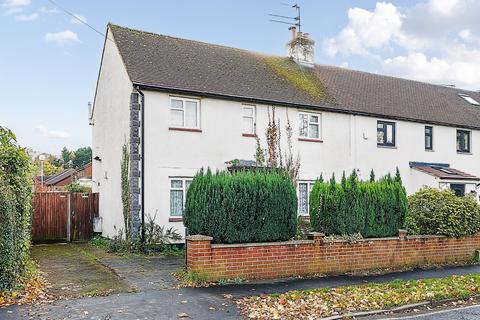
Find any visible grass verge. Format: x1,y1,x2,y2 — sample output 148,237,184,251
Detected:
237,273,480,319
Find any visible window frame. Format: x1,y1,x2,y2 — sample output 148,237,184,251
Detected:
450,183,466,197
242,104,256,135
169,96,201,129
377,120,396,147
456,129,471,153
298,111,322,140
425,126,433,150
297,180,315,216
169,177,193,217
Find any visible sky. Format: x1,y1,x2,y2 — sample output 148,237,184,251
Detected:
1,0,479,155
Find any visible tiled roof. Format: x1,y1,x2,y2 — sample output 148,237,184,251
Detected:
44,168,76,186
410,162,480,181
109,24,480,129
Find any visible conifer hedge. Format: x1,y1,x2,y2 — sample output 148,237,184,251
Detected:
0,127,33,290
184,169,297,244
309,169,407,237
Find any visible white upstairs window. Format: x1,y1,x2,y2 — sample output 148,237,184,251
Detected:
299,112,321,139
170,97,200,129
242,105,256,135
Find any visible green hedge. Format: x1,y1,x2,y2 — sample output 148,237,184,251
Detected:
309,169,407,237
406,187,480,237
0,127,33,290
184,169,297,244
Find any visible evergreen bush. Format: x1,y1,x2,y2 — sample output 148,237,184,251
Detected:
406,187,480,237
184,169,297,244
0,127,34,290
309,169,407,237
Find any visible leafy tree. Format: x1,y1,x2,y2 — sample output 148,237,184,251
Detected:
61,146,74,168
65,180,91,193
72,147,92,170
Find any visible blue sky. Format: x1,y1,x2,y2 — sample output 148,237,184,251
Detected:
1,0,479,155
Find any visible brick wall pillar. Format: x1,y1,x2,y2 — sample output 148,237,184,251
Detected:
308,232,325,244
186,235,213,273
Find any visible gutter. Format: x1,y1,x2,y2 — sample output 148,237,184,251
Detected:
136,87,146,245
134,83,480,131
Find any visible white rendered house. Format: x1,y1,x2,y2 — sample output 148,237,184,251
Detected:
91,24,480,238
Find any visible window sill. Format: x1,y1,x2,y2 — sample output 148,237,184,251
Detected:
425,148,434,152
169,127,202,133
169,217,183,222
457,151,472,155
298,138,323,143
377,145,397,149
242,133,257,138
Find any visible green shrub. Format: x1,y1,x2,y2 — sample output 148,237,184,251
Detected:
309,169,407,237
406,187,480,237
0,127,34,290
184,169,298,244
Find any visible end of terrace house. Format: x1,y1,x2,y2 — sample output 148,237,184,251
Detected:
90,23,480,239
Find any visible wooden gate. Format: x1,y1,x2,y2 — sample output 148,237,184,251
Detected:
32,192,99,243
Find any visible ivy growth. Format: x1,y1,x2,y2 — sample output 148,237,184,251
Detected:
0,126,34,290
120,142,131,240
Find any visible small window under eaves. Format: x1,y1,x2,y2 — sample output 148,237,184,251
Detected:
459,93,480,106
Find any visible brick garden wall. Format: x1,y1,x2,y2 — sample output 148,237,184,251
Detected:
185,231,480,281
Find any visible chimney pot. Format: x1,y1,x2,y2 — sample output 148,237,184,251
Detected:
286,28,315,67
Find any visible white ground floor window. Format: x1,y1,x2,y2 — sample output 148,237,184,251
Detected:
298,180,315,216
170,178,192,216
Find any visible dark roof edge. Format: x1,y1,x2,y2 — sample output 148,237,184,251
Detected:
134,83,480,131
438,176,480,181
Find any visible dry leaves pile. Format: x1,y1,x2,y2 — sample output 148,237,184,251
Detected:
237,274,480,319
0,268,53,307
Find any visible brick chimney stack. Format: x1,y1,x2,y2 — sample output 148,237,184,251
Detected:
286,26,315,67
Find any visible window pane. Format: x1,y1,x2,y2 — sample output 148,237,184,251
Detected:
243,107,254,117
465,132,470,151
185,180,192,192
425,136,431,149
309,123,319,138
170,190,183,216
386,124,393,143
377,129,384,144
299,114,308,137
171,180,183,188
310,115,319,123
298,183,308,214
171,109,184,127
171,99,183,109
185,101,197,127
243,117,254,134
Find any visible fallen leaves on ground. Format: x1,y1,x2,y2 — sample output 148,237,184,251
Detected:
0,273,54,307
236,274,480,319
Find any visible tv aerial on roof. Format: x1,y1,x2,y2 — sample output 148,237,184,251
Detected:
269,3,301,32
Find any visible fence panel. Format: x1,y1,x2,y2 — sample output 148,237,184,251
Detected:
32,192,99,242
32,192,68,242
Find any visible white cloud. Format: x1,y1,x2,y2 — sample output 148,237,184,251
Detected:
324,0,480,90
45,30,80,45
70,13,86,24
2,0,30,8
383,46,480,90
324,2,404,57
35,125,70,139
14,12,38,21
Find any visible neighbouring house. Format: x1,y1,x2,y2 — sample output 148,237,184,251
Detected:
39,162,93,191
91,24,480,238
